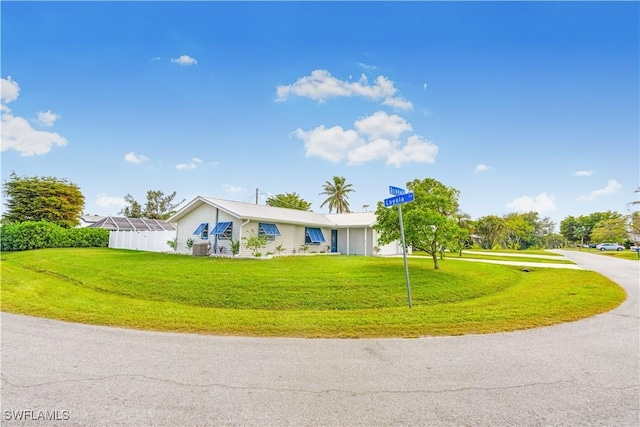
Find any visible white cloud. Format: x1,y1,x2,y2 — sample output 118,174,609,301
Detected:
293,125,363,163
474,164,493,173
175,157,204,170
124,151,149,164
386,135,438,167
293,111,438,167
357,62,377,70
506,193,557,213
171,55,198,66
1,113,67,156
1,76,20,103
382,96,413,110
275,69,412,109
35,110,60,127
354,111,412,140
347,138,396,165
1,77,67,156
574,170,594,177
223,184,244,193
578,179,621,201
423,83,428,91
96,194,127,209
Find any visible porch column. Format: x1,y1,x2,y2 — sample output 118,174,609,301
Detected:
347,228,350,255
364,227,368,256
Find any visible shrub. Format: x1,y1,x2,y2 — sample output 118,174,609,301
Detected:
243,231,268,256
0,221,109,251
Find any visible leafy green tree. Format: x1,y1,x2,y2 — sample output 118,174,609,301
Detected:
560,215,579,243
580,211,622,244
543,233,565,249
265,192,312,211
591,217,628,243
452,211,474,256
629,212,640,243
514,212,555,249
474,215,506,249
503,213,534,250
120,190,185,219
320,176,354,213
560,215,589,247
2,172,85,228
374,178,462,269
120,194,143,218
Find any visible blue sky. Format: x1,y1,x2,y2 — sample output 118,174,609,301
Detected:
2,1,638,227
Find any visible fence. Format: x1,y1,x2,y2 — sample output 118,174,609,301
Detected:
109,230,176,253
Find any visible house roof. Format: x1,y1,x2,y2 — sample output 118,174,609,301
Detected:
80,215,104,224
169,197,377,228
326,212,376,227
89,216,177,231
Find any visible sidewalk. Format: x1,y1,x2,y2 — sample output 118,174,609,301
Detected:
445,256,582,269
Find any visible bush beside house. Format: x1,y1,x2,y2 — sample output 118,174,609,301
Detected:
0,221,109,251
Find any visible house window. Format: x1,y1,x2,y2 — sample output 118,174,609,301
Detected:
258,223,281,241
193,223,209,240
212,221,232,240
305,227,325,245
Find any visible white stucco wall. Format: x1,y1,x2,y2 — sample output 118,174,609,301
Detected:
175,204,238,254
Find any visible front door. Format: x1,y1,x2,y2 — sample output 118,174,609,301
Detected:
331,230,338,253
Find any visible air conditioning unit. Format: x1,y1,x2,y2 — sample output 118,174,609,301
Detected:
193,242,209,256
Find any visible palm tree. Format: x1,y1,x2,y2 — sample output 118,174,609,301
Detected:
319,176,354,213
628,187,640,209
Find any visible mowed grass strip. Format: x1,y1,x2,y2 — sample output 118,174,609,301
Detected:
412,251,574,264
456,248,565,256
0,248,626,338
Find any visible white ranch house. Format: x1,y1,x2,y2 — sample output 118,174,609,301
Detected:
169,197,406,257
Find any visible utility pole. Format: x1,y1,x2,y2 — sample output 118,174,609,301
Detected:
256,188,259,204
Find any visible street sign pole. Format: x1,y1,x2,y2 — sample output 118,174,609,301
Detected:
386,186,413,309
397,203,412,308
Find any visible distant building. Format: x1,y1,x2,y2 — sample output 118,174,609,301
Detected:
78,215,105,228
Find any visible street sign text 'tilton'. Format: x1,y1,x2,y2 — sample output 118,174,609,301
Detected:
389,186,406,196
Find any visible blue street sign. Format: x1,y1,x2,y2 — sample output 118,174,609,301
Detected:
383,192,414,207
389,186,406,196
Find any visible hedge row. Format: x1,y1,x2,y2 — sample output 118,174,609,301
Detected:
0,221,110,251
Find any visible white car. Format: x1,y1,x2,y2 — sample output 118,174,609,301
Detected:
595,243,624,251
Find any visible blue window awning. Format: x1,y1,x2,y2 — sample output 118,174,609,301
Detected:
259,223,281,236
193,223,208,235
212,221,232,235
307,227,325,243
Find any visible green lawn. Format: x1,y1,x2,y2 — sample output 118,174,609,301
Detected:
0,248,626,338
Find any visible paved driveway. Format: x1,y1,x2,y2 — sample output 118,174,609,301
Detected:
1,251,638,426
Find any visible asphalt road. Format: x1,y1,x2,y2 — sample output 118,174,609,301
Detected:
1,250,638,426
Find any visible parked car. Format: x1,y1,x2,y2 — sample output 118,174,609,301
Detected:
588,243,597,249
595,243,624,251
630,246,640,252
